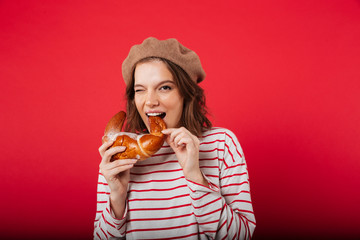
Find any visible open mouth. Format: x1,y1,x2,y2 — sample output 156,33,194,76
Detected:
146,112,166,119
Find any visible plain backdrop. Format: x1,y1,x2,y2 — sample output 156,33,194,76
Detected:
1,0,359,239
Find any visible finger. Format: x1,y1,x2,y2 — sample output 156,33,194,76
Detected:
106,164,134,177
102,146,127,163
104,158,137,171
108,158,137,169
176,135,191,146
100,158,137,176
166,128,184,143
98,139,115,156
177,127,199,146
173,132,187,147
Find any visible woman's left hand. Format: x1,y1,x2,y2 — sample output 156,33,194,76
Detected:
162,127,208,186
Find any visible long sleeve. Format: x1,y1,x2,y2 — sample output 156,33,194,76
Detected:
93,173,127,240
188,129,256,240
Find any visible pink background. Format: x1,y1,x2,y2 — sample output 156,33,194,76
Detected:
1,0,359,239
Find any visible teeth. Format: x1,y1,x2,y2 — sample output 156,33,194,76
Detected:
147,112,163,116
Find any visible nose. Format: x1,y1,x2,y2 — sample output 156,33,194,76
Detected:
145,90,159,107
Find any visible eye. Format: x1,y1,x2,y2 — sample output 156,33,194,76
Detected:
134,88,144,93
160,85,172,91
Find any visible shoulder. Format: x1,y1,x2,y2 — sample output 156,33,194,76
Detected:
201,127,240,143
202,127,245,164
200,127,244,154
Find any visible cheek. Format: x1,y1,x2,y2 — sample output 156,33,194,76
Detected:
172,97,184,118
134,96,142,110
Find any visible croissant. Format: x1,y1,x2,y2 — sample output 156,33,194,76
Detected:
102,111,167,161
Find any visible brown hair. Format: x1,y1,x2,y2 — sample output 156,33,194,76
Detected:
124,57,212,137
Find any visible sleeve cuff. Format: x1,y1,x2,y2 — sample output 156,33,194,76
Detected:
104,199,128,226
186,174,220,193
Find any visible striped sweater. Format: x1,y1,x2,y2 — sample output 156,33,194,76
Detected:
94,127,256,239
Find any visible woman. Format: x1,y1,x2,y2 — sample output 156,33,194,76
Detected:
94,37,256,239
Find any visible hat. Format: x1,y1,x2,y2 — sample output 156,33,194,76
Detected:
122,37,205,85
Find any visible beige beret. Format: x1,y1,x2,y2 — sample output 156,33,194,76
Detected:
122,37,206,85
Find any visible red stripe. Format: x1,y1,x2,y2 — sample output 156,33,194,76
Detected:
198,219,219,225
130,176,185,184
230,199,253,205
200,148,224,153
200,139,225,145
193,197,221,209
221,234,228,240
225,143,235,162
120,228,126,236
203,230,218,234
223,190,250,197
151,231,200,239
227,206,235,231
134,159,178,167
129,203,192,211
98,182,108,186
106,230,115,238
128,193,189,202
219,158,229,168
206,174,220,178
227,163,246,169
239,216,247,240
99,226,108,240
199,156,218,161
95,232,101,239
97,201,107,204
119,220,126,231
222,181,248,188
190,192,211,201
200,165,219,169
106,208,124,221
131,168,183,176
126,221,199,233
220,172,247,180
193,206,222,218
126,220,218,233
240,214,257,226
152,151,176,157
129,184,187,192
225,132,243,158
234,208,255,215
187,178,216,192
232,233,237,240
219,218,228,240
102,213,116,229
202,131,225,138
237,208,242,239
97,191,110,195
127,212,193,222
245,215,252,240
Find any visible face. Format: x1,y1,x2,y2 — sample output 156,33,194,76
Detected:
134,60,184,131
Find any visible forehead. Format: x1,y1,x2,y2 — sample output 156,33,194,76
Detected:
134,60,174,84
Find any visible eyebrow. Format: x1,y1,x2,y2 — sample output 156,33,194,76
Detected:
134,80,175,88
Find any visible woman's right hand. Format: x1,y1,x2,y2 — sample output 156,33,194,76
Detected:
98,139,137,217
